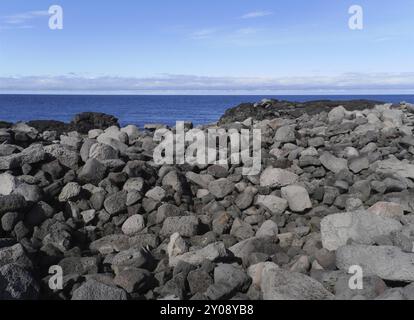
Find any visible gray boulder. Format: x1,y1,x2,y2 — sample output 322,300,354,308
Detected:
0,195,27,215
113,268,152,294
328,106,346,124
256,195,288,215
72,279,127,300
260,168,299,188
321,210,402,251
0,244,32,269
104,191,127,215
349,157,369,174
274,126,296,143
0,264,40,300
0,144,45,170
44,144,80,169
281,185,312,212
89,234,130,255
320,152,348,174
160,216,200,238
261,262,334,300
78,158,107,185
0,173,18,196
58,182,81,202
169,242,227,267
121,214,145,235
214,264,251,293
89,143,119,160
208,178,235,199
336,245,414,282
374,158,414,180
14,183,42,203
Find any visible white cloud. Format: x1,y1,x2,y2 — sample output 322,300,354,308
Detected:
1,73,414,94
241,11,273,19
191,28,218,39
236,27,260,35
1,10,48,28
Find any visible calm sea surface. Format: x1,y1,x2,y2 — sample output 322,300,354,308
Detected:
1,94,413,128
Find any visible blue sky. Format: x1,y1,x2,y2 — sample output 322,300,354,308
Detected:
0,0,414,94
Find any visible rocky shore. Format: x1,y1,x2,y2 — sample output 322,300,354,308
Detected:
2,99,414,300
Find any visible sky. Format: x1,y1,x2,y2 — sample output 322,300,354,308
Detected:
0,0,414,94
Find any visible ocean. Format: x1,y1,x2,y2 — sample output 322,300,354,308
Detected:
1,94,413,128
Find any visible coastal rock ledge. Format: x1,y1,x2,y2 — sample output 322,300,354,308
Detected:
1,100,414,300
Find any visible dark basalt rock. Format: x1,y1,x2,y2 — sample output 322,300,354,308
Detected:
70,112,119,134
23,112,119,134
27,120,70,136
218,99,384,125
0,121,12,129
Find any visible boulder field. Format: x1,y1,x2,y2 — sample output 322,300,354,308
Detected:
1,101,414,300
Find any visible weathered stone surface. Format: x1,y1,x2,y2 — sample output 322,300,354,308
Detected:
229,236,277,262
0,144,45,170
123,177,145,193
121,214,145,235
167,233,188,259
0,244,32,269
336,245,414,282
44,144,79,169
257,195,288,215
59,256,99,275
281,185,312,212
349,157,369,173
89,235,130,254
261,262,334,300
321,211,402,251
260,168,299,188
0,173,18,196
274,126,296,143
113,268,152,294
187,270,213,295
89,143,119,160
72,279,127,300
235,190,255,210
145,186,166,201
169,242,227,267
374,158,414,180
328,106,346,124
320,152,348,174
368,202,404,219
208,178,235,199
334,273,387,300
214,264,251,293
0,264,40,300
104,191,127,215
0,195,27,215
186,172,215,189
160,216,200,238
78,158,107,185
256,220,279,238
111,247,152,273
58,182,81,202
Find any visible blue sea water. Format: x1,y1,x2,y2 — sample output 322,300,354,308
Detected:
0,94,414,128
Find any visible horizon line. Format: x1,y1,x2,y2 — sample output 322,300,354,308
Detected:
1,92,414,96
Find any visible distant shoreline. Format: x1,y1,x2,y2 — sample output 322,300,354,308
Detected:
1,93,414,96
1,95,414,128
